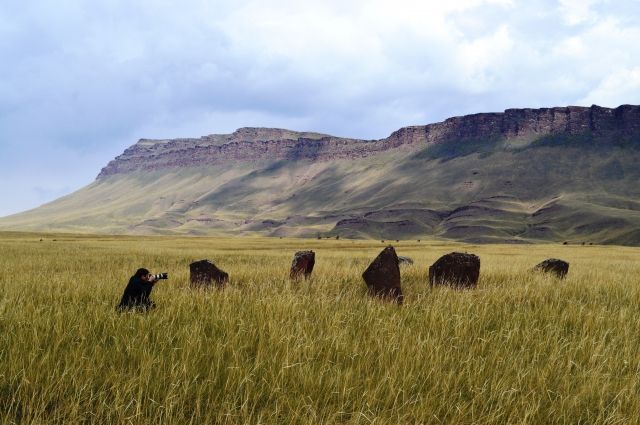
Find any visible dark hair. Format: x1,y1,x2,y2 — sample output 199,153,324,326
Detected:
134,268,150,278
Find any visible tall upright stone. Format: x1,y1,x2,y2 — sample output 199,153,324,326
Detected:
429,252,480,288
362,246,403,304
290,250,315,280
190,259,229,288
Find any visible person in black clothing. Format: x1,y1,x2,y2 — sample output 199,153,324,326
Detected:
117,268,160,311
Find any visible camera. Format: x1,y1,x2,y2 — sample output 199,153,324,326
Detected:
152,272,169,280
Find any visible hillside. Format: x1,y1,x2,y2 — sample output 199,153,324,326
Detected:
2,104,640,245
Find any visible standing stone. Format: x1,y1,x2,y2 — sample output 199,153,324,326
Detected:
533,258,569,279
362,246,403,304
398,255,414,266
190,259,229,288
429,252,480,288
290,250,315,280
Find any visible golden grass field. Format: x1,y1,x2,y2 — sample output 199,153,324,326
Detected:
1,231,639,424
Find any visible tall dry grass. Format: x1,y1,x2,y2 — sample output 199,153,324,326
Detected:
1,232,639,424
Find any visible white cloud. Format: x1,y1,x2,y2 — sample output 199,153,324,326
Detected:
553,36,586,58
456,25,515,92
1,0,640,215
579,67,640,106
558,0,600,25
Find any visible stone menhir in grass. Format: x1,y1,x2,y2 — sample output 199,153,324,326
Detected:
533,258,569,279
362,246,403,304
189,259,229,288
290,250,315,280
428,252,480,288
398,255,414,266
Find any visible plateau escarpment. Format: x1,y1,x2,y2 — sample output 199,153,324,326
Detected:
97,105,640,178
3,104,640,245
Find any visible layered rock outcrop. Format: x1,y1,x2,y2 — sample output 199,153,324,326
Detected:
98,104,640,178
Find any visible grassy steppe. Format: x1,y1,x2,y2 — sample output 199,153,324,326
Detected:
1,232,639,424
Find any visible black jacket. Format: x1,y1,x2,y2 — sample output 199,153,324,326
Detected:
117,275,156,311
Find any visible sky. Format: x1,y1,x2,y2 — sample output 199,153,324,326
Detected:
1,0,640,217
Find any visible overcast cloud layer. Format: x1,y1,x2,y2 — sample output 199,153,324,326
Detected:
1,0,640,217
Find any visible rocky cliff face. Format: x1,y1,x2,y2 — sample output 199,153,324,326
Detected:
97,105,640,178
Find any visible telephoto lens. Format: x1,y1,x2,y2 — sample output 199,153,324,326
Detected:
153,272,169,280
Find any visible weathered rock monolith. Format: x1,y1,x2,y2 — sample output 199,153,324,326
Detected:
290,250,315,280
190,259,229,288
533,258,569,279
362,246,403,304
428,252,480,288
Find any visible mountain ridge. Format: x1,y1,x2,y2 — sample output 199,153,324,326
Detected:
97,104,640,178
3,104,640,245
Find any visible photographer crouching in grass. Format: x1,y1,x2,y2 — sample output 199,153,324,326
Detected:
117,268,168,311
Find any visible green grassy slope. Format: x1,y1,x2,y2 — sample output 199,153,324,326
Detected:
2,135,640,244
